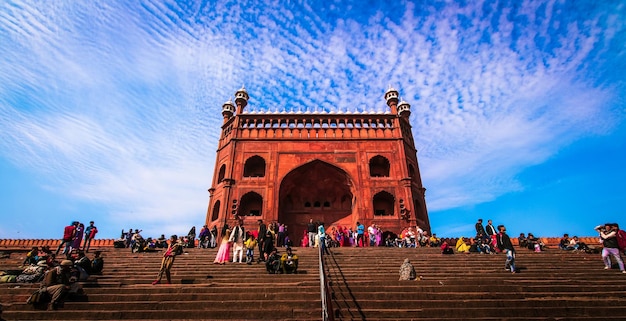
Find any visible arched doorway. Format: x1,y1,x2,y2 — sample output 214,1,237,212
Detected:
278,160,354,247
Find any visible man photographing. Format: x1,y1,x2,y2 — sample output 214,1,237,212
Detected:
596,223,625,273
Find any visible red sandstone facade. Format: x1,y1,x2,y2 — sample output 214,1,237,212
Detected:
205,87,430,245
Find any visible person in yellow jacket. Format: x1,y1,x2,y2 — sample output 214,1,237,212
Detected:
244,234,258,265
280,247,299,274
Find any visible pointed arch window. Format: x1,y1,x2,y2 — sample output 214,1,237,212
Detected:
217,164,226,182
373,191,394,216
240,192,263,216
369,155,390,177
211,200,221,221
243,156,266,177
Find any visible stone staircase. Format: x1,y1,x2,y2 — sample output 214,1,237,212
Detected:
0,247,321,320
324,246,626,320
2,243,625,321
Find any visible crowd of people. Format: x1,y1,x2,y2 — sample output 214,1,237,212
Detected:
210,218,299,275
300,219,441,250
7,216,624,312
113,229,185,252
557,233,591,252
130,218,626,280
2,219,104,310
2,245,104,310
446,219,551,256
54,221,98,258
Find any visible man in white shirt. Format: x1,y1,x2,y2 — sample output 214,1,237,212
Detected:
229,220,246,263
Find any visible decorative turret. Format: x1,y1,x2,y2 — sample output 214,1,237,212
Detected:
221,98,235,123
398,98,411,118
234,86,249,114
385,85,399,114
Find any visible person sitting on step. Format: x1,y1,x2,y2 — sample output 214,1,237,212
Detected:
518,233,528,249
90,251,104,275
403,227,416,248
472,233,491,254
284,235,293,248
455,237,471,253
441,242,454,255
198,225,210,248
38,259,82,310
156,234,168,248
280,247,299,274
559,234,571,250
429,233,441,247
113,231,126,248
74,251,91,279
266,248,281,274
399,258,417,280
418,231,430,247
23,247,39,266
566,236,581,251
527,233,546,252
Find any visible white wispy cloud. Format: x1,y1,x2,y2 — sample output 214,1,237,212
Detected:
0,0,623,238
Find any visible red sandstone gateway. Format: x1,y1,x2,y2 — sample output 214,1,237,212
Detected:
205,86,430,244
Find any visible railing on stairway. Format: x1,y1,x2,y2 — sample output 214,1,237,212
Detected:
319,245,335,321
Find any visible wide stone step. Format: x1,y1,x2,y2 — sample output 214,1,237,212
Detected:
327,283,626,293
330,290,626,300
2,290,322,304
1,283,321,297
330,298,626,309
332,318,620,321
4,299,321,311
333,306,626,319
1,308,319,320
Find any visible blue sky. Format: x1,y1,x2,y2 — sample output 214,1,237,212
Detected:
1,1,624,240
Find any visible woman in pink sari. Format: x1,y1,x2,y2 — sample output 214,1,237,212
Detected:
301,230,309,247
213,226,231,264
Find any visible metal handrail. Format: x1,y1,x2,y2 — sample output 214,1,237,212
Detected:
318,242,334,321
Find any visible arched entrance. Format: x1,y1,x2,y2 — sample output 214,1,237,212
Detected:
278,160,354,246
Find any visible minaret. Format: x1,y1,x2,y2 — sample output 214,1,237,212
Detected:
234,86,249,115
384,85,399,114
397,98,411,119
221,98,235,124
